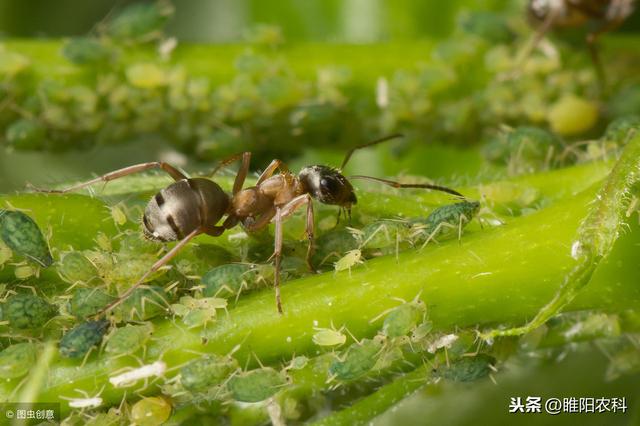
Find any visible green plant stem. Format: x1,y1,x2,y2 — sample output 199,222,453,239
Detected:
2,171,640,411
481,134,640,340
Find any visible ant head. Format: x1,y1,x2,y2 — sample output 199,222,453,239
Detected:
298,165,357,208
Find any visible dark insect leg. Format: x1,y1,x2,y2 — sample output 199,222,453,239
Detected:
28,162,187,194
350,175,465,198
93,227,202,318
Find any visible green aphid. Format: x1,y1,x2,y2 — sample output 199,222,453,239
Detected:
437,354,496,382
2,294,57,329
228,367,288,403
117,231,160,255
602,115,640,146
410,321,434,343
61,37,111,65
201,263,265,298
58,251,99,285
180,355,239,392
413,201,480,244
59,319,110,359
382,299,426,338
69,288,115,320
312,227,358,266
106,253,164,287
0,210,53,267
0,240,13,266
105,323,154,356
360,220,411,251
107,1,174,42
5,119,46,150
115,286,169,322
329,337,386,381
0,342,37,379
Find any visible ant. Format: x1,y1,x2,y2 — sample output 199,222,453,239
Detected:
524,0,634,84
29,134,464,314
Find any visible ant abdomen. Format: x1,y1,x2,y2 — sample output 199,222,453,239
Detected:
142,178,229,242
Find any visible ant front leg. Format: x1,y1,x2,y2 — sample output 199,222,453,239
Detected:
206,152,252,195
28,162,188,194
279,194,316,273
94,227,202,318
256,159,289,185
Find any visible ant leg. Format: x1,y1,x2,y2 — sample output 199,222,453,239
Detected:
243,207,277,233
350,175,464,198
273,207,284,314
94,227,202,318
28,162,187,194
256,159,289,185
279,194,316,273
232,152,251,195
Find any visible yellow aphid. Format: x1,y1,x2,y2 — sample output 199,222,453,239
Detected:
110,204,128,226
95,232,112,252
548,94,599,136
313,327,347,347
334,249,363,273
14,264,38,280
0,241,12,266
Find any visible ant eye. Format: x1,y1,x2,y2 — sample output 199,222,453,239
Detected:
320,177,340,193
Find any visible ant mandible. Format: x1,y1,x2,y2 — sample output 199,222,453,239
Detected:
30,134,464,314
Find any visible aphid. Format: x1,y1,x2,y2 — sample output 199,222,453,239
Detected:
114,286,169,322
61,37,111,66
13,263,39,280
0,209,53,267
69,288,115,320
105,0,175,43
227,367,288,403
436,354,496,382
30,134,464,314
334,249,363,274
171,296,227,328
358,219,411,254
130,396,172,426
201,263,267,298
525,0,635,82
104,322,154,357
412,200,481,248
0,342,37,379
379,297,427,338
180,354,239,392
312,325,347,347
59,319,110,359
286,356,309,371
2,294,58,329
58,251,99,285
0,240,12,267
110,203,129,226
328,336,386,381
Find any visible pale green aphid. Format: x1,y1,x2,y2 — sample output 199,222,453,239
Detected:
171,296,227,328
411,200,481,248
410,320,434,343
201,263,268,298
0,210,53,267
329,336,386,381
180,354,239,392
0,342,37,379
334,249,363,273
382,299,427,338
227,367,288,403
110,204,128,226
14,264,38,280
104,323,154,356
58,251,99,285
0,240,12,266
130,396,172,426
312,326,347,347
358,219,411,250
287,356,309,370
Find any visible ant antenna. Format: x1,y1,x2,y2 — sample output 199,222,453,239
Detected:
349,175,465,198
340,133,404,171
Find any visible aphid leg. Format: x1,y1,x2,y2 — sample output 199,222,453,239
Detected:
419,222,456,250
257,159,289,185
94,228,202,317
349,175,464,198
27,162,187,194
279,194,316,273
